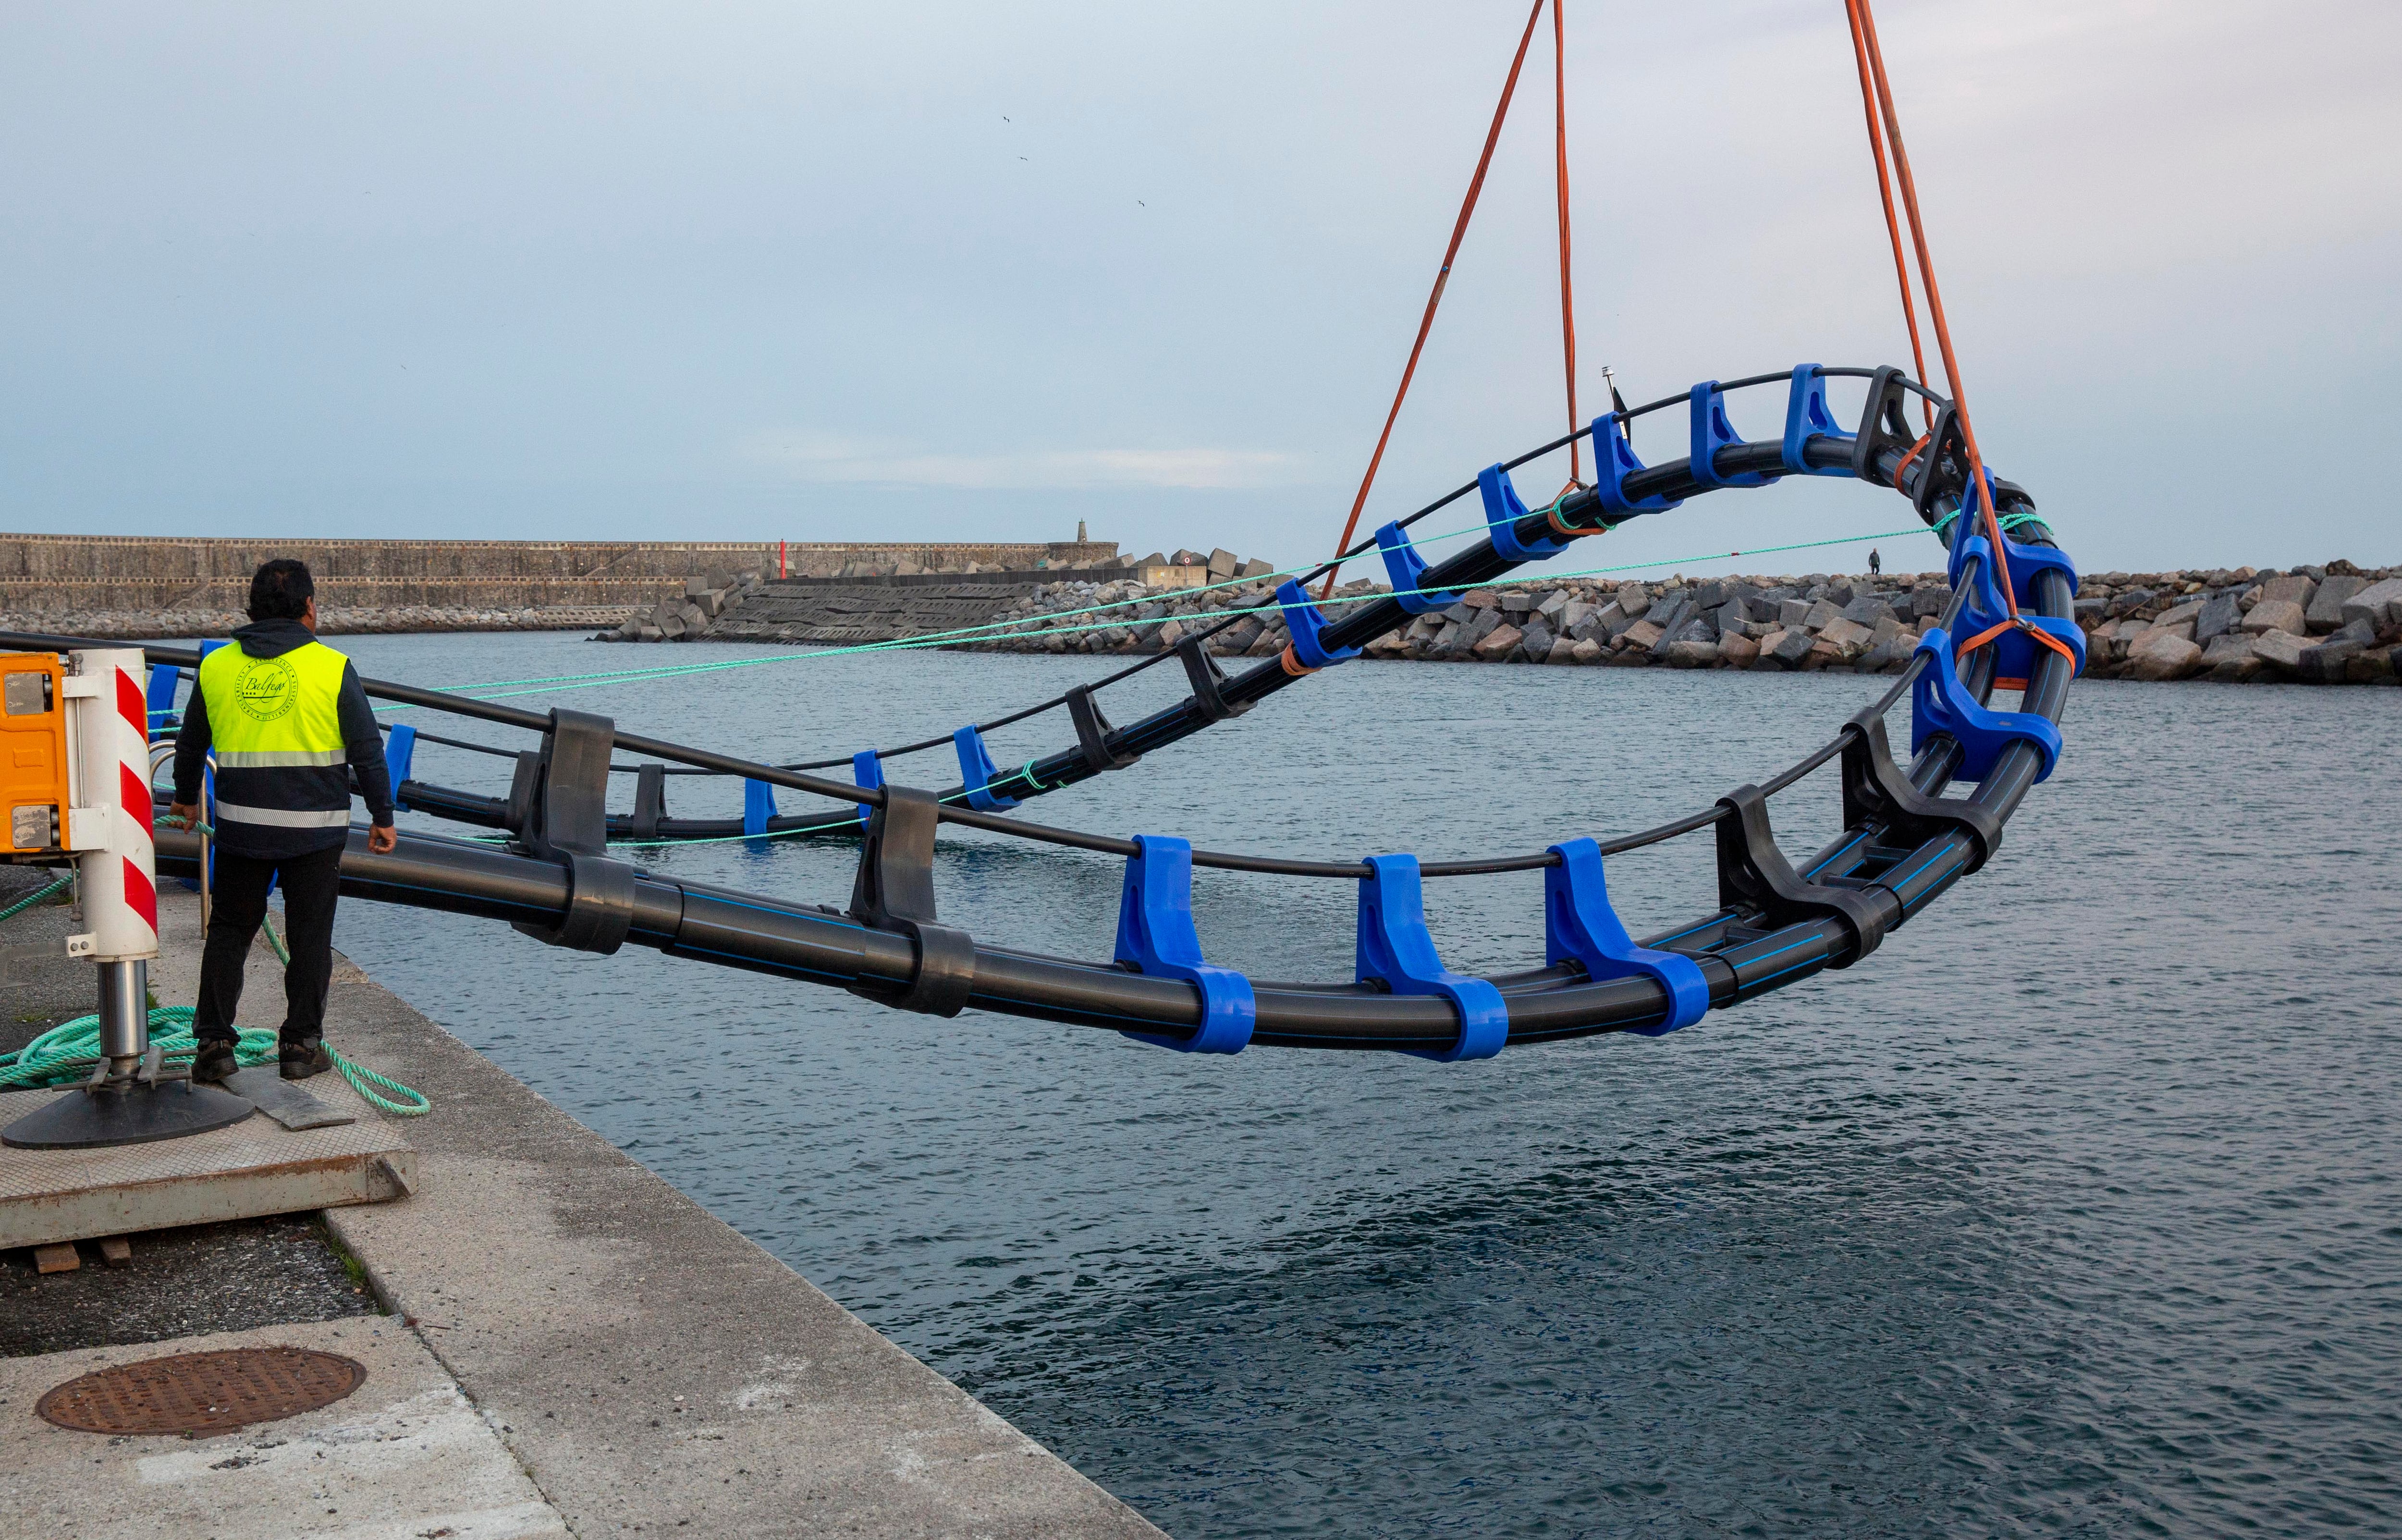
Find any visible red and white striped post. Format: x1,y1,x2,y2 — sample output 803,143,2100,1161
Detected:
65,649,160,1076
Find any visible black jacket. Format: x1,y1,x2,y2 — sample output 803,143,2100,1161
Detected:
171,619,394,860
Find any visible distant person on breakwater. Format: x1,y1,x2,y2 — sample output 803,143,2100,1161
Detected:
1868,548,1881,575
166,559,397,1084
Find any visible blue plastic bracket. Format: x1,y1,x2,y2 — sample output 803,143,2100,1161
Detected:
850,749,884,817
1114,834,1256,1054
1355,854,1509,1063
1592,415,1684,519
953,724,1020,811
1947,524,2086,682
1273,580,1361,671
1910,626,2064,783
384,723,417,811
1543,838,1710,1037
144,664,182,740
742,777,778,835
1376,521,1461,614
1482,464,1569,562
1689,381,1771,490
1781,363,1855,476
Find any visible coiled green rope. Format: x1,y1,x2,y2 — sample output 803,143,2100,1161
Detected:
0,1005,429,1117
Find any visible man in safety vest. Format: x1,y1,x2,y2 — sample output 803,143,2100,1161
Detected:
167,559,399,1084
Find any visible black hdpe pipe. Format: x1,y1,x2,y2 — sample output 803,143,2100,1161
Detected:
135,502,2072,1057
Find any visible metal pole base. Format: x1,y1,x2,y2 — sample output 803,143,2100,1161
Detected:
1,1078,255,1149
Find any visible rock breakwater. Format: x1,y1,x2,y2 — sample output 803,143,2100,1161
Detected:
953,561,2402,685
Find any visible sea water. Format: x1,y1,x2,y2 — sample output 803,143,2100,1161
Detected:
327,632,2401,1538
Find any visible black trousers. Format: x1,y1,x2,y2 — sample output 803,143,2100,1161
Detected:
193,844,343,1048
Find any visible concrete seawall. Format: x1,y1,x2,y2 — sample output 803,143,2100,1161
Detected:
0,533,1122,625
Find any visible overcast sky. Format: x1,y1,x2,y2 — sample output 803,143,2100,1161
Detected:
3,1,2395,578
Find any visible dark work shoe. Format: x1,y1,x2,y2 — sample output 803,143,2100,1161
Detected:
190,1039,239,1085
279,1038,333,1080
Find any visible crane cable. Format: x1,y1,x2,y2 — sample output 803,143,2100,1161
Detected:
1843,0,2078,675
1319,0,1557,599
1551,0,1583,493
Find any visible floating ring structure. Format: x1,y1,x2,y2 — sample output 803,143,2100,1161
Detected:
11,363,2080,1059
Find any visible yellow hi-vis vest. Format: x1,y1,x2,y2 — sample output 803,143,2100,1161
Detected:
197,639,355,831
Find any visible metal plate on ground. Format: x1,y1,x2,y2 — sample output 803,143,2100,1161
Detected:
37,1346,366,1435
223,1066,355,1130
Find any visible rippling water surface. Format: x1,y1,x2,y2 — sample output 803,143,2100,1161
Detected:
327,633,2400,1538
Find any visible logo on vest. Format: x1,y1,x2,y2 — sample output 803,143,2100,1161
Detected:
232,657,300,722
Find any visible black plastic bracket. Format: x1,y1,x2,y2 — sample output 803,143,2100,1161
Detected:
1066,685,1139,774
510,709,636,956
1839,708,2003,874
1850,365,1917,484
1714,784,1890,966
1909,403,1970,525
846,784,975,1017
1179,635,1250,723
504,752,540,838
631,763,665,840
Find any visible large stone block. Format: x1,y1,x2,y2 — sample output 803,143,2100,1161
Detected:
2340,577,2402,628
1777,598,1813,629
2125,630,2205,680
2257,572,2316,607
2250,628,2309,674
1543,636,1578,665
1801,598,1842,631
1473,623,1523,661
2304,574,2367,633
1768,628,1816,667
1569,637,1604,665
1664,638,1720,669
1206,548,1239,579
1717,632,1761,668
1817,616,1874,658
1646,599,1698,655
1621,619,1665,651
1519,620,1556,659
2298,638,2365,684
1839,595,1899,628
2201,633,2260,682
2241,598,2308,636
2194,591,2243,644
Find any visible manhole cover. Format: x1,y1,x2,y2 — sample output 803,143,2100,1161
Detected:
36,1347,366,1436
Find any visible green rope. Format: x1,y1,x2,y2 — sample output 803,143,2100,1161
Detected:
0,1005,429,1116
1932,506,2045,538
261,913,292,966
0,876,71,925
377,525,1944,718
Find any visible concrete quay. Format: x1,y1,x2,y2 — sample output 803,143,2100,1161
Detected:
3,881,1165,1539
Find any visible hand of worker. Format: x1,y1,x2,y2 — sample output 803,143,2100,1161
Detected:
165,801,199,830
368,822,398,855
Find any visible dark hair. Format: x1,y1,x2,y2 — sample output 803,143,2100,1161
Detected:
248,559,315,622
